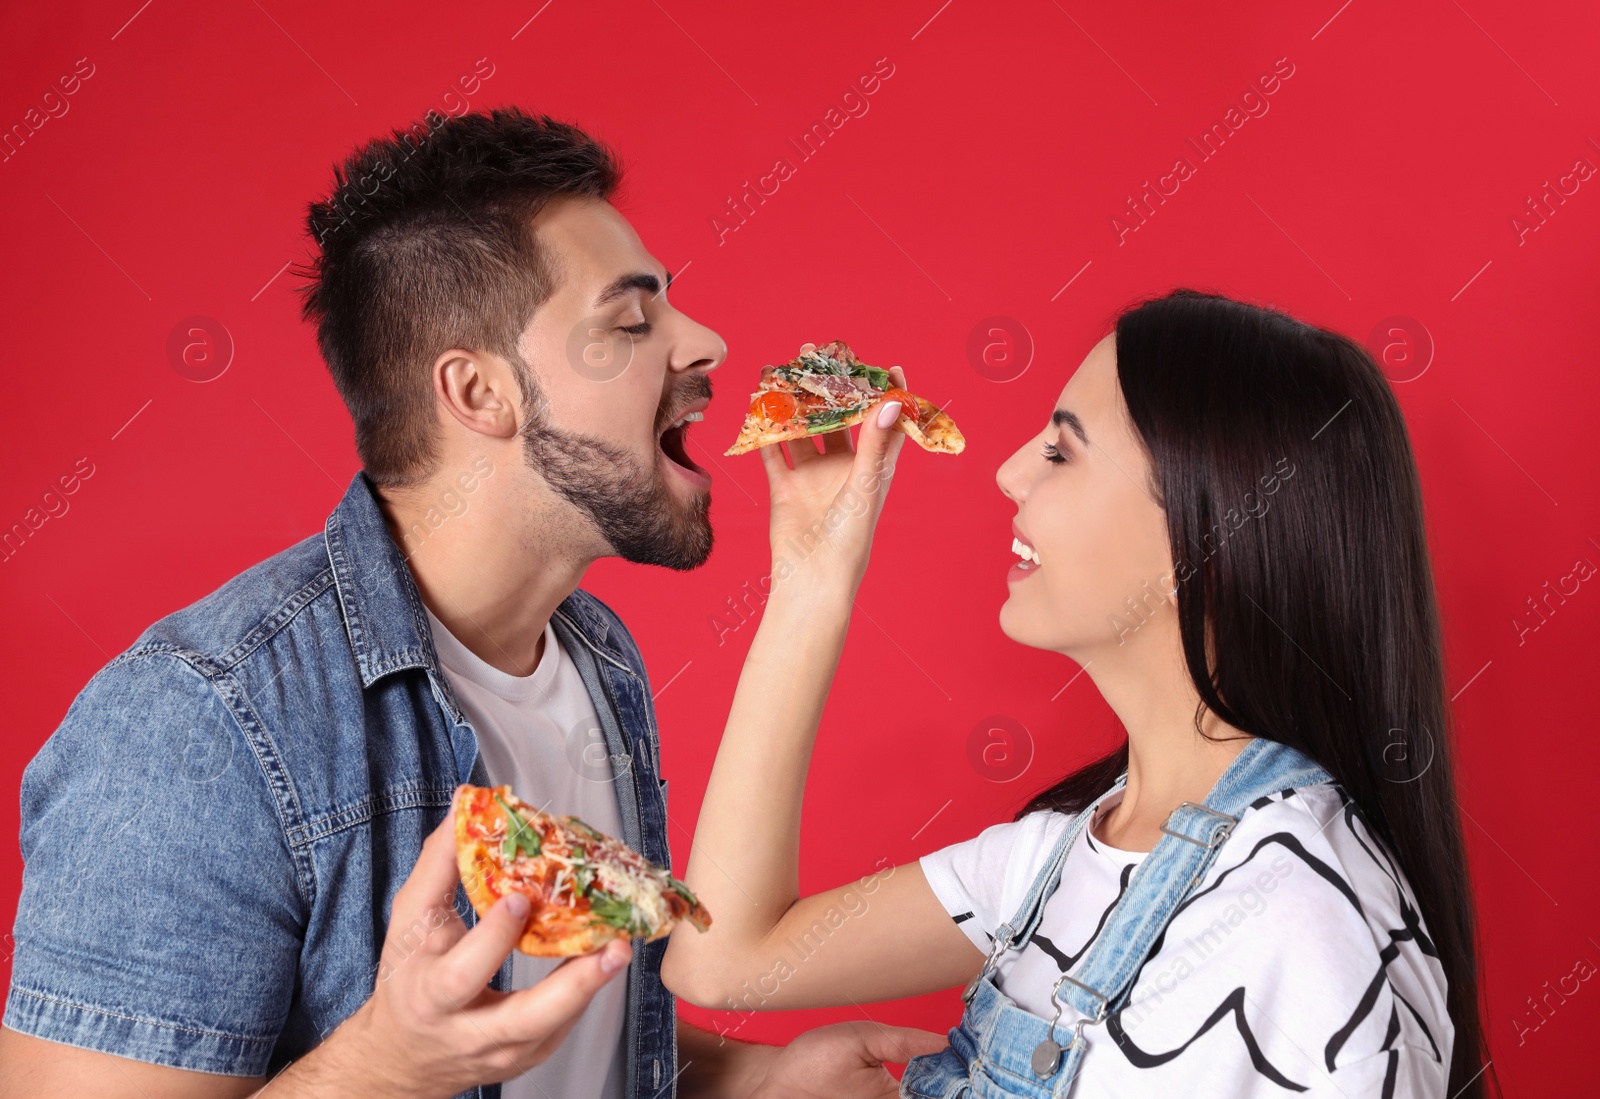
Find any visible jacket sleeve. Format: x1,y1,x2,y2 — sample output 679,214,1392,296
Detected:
4,650,307,1076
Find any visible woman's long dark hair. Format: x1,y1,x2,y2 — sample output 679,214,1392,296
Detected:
1018,289,1492,1097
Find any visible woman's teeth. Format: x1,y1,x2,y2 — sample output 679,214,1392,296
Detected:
1011,536,1041,568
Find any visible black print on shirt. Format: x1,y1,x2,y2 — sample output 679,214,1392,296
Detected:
944,786,1448,1094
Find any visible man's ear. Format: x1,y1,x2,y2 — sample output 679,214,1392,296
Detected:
433,350,523,440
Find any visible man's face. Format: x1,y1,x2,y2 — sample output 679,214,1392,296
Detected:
516,196,725,569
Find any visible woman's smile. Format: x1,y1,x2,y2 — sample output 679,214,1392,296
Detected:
1009,519,1042,582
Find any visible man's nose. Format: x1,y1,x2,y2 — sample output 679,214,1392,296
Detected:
673,314,726,375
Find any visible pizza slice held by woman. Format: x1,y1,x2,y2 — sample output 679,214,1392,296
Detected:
725,340,965,456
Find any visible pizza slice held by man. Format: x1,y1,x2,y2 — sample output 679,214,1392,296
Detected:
454,783,712,957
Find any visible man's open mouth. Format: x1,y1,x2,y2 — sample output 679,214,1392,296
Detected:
658,397,711,486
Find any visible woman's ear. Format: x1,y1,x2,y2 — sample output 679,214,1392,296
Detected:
433,350,523,440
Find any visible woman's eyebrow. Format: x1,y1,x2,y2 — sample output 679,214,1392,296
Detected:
1052,408,1089,445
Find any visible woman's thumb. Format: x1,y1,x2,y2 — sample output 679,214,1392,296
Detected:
859,1023,948,1064
855,397,906,488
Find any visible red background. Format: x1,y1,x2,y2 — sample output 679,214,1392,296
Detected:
2,1,1596,1092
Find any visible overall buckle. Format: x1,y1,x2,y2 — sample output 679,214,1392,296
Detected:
1033,973,1109,1076
962,923,1016,1002
1159,801,1239,849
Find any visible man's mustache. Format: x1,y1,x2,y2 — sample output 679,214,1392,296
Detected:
657,374,713,431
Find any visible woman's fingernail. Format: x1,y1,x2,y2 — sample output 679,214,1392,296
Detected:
600,941,630,973
504,893,531,919
877,400,902,428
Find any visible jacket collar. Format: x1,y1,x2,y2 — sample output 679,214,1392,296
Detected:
322,472,633,693
323,473,438,690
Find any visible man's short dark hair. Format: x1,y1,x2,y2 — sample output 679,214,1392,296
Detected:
296,107,622,487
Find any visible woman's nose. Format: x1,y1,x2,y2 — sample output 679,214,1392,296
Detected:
996,446,1028,504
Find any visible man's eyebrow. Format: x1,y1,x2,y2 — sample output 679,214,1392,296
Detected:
1052,408,1089,445
593,271,662,308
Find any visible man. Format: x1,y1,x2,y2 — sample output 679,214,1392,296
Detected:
0,107,940,1098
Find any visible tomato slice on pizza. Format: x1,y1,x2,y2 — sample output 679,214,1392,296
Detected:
725,340,965,456
454,783,712,957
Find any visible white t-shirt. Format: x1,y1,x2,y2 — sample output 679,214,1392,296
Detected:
426,608,627,1099
920,783,1453,1097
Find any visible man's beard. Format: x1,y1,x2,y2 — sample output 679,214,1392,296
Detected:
520,387,713,571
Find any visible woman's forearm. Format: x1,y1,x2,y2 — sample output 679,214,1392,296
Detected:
673,578,854,959
662,568,985,1010
665,566,857,991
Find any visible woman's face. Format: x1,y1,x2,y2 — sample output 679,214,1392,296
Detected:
996,334,1178,658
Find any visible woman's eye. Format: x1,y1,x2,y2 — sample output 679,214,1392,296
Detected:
618,322,652,337
1041,442,1069,465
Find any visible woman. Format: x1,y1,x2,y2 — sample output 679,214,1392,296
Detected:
661,290,1491,1098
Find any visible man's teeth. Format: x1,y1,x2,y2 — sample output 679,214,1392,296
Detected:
1011,536,1041,566
668,410,705,430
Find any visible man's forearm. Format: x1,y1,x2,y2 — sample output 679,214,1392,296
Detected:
675,1019,776,1099
247,1002,416,1099
262,1017,771,1099
246,1022,370,1099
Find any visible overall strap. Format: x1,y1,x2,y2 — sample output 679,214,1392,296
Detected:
962,776,1129,1002
1047,738,1332,1025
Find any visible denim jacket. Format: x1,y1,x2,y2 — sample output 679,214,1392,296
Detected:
5,473,678,1099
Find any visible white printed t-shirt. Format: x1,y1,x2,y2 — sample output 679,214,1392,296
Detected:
426,607,627,1099
920,784,1452,1097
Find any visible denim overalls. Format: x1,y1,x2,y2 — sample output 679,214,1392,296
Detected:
901,738,1333,1098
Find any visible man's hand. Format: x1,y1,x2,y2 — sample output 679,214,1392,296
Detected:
745,1022,948,1099
277,813,630,1098
0,815,629,1099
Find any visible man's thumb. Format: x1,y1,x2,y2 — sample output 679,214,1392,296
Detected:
496,938,632,1041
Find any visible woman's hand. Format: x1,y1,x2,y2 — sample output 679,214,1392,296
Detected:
758,349,909,603
746,1022,949,1099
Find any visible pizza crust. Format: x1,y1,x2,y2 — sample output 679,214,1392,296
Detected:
726,397,964,455
899,395,965,454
